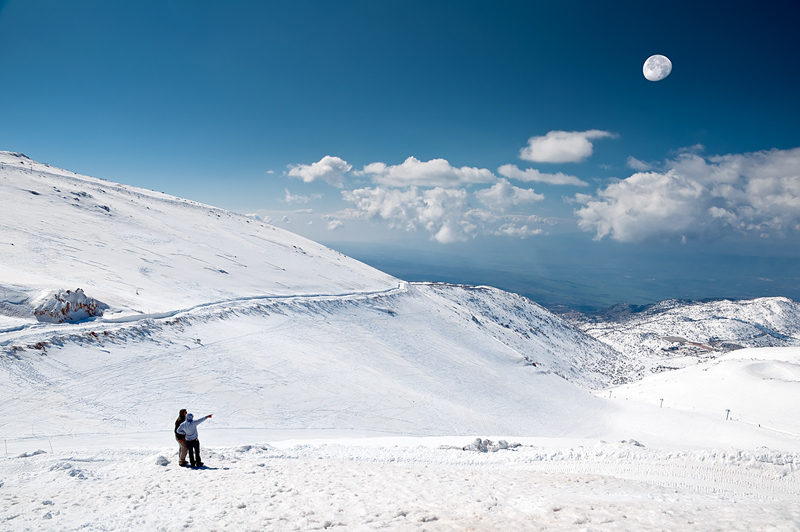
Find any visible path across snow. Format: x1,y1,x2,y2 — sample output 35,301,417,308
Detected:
2,438,799,531
0,281,409,341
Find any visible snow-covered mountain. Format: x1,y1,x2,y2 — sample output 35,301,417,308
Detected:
0,151,396,321
567,297,800,378
0,151,632,441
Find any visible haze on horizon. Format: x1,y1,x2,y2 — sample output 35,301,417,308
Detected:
1,0,798,309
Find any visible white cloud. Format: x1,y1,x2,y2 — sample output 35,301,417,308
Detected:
341,186,475,243
498,164,588,186
465,210,550,226
491,224,544,238
287,156,352,187
520,130,617,163
283,189,322,204
358,156,496,187
474,179,544,212
626,156,652,171
327,220,344,231
339,184,553,243
575,147,800,242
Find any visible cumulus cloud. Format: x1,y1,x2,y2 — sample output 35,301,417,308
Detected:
498,164,588,186
339,185,552,243
575,147,800,242
287,156,352,187
474,179,544,212
520,130,617,163
358,157,496,187
283,189,322,204
491,224,544,238
327,220,344,231
341,186,475,243
465,210,550,225
626,156,652,171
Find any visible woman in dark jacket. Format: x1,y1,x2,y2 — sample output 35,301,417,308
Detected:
174,409,188,467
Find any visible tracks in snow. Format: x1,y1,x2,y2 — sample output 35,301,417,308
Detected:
0,282,409,352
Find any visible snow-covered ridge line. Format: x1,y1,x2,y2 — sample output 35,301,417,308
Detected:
104,281,409,323
0,281,408,349
0,153,211,211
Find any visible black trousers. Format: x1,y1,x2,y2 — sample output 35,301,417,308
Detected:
187,439,201,466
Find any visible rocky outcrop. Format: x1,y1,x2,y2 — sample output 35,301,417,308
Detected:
33,289,107,323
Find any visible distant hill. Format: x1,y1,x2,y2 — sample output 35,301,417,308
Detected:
566,297,800,377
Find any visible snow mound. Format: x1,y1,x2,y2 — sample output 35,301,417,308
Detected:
457,438,520,452
33,288,107,323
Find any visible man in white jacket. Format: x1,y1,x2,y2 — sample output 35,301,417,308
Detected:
176,412,212,468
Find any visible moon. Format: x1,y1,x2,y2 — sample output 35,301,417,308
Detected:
643,54,672,82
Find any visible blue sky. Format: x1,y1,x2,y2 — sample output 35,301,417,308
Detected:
2,1,799,309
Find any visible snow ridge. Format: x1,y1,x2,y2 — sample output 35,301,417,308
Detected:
416,283,636,388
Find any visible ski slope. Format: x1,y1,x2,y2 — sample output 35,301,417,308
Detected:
608,346,800,436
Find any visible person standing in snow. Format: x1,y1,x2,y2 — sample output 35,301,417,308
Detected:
176,412,212,468
174,409,188,467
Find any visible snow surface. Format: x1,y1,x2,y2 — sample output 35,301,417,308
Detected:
1,152,799,530
3,439,799,531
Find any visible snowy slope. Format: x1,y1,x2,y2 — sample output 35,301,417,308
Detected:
0,283,619,441
0,152,632,441
568,297,800,378
607,347,800,436
0,151,397,320
415,283,637,388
